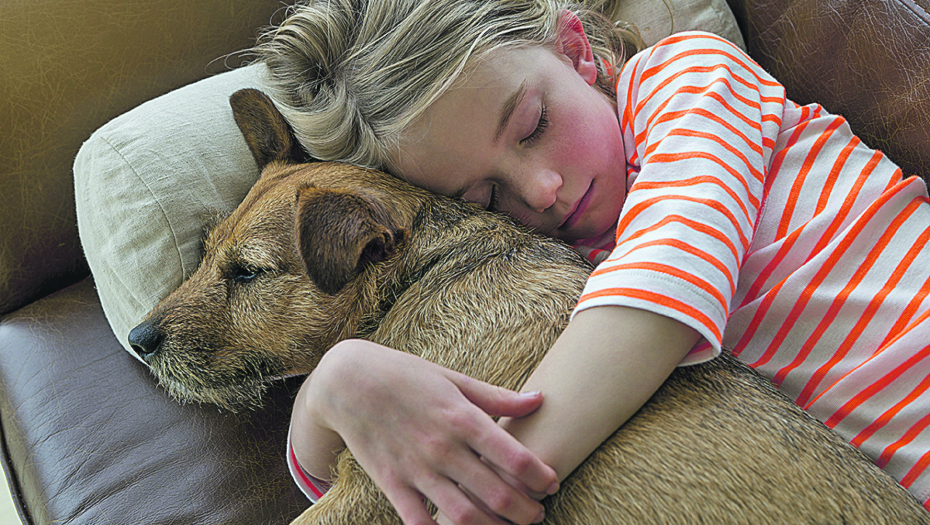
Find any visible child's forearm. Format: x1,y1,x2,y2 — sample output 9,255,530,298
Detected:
291,368,347,481
499,305,701,481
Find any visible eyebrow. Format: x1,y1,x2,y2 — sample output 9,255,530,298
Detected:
495,81,527,142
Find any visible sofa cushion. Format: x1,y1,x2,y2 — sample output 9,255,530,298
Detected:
0,278,307,523
619,0,745,47
74,63,268,359
73,0,745,357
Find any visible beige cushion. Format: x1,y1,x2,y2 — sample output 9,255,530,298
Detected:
74,0,744,358
74,64,267,358
618,0,746,49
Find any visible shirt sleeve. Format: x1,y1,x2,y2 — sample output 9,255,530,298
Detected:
574,31,787,365
287,423,333,503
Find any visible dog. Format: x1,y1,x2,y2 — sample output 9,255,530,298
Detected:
128,88,930,524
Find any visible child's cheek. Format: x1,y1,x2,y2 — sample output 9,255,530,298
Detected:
556,117,600,164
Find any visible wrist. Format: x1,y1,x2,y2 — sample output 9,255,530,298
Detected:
290,347,359,481
303,340,367,431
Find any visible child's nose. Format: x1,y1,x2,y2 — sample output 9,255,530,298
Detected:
519,169,562,213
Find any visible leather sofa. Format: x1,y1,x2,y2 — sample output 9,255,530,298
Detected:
0,2,309,523
1,0,928,523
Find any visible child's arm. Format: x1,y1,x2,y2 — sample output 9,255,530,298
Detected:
498,305,700,482
290,339,559,525
289,369,348,484
432,306,700,525
290,304,698,525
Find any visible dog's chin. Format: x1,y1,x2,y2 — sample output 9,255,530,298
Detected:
154,376,266,412
146,351,290,412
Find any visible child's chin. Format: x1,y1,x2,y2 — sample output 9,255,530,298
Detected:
571,226,616,251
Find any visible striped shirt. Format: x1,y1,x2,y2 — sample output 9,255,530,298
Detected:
575,31,930,507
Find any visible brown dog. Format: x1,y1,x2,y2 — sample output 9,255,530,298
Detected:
129,88,930,524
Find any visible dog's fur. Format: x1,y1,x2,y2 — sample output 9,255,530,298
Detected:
129,88,930,524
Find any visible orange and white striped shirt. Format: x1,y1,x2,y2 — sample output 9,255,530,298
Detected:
576,32,930,507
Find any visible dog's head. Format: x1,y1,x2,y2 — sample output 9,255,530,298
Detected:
128,89,432,410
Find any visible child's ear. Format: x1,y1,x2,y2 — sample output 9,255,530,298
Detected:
555,10,598,86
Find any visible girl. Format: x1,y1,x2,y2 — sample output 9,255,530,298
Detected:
256,0,930,523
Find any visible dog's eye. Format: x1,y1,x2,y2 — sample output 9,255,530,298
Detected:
232,267,262,284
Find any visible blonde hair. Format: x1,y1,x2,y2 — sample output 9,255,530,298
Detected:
253,0,642,171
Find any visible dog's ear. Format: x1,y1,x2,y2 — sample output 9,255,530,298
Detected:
230,88,311,170
294,185,406,295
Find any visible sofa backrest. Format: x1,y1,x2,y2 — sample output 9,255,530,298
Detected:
0,0,287,315
727,0,930,181
3,0,929,316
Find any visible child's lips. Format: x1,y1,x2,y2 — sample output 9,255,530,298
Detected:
560,182,594,231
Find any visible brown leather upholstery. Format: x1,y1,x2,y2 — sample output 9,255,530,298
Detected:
0,280,307,523
0,0,286,315
726,0,930,180
1,0,929,523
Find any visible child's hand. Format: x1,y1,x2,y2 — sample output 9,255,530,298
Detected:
301,339,558,525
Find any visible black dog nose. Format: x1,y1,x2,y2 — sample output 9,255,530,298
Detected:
128,321,164,360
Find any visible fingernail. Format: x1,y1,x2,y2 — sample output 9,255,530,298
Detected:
534,510,545,523
547,481,560,495
521,390,541,397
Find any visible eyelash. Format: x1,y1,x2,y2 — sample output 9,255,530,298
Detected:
487,185,500,212
485,103,547,211
521,104,549,146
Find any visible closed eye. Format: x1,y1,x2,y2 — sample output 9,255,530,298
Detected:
231,265,263,284
486,184,500,212
520,104,548,146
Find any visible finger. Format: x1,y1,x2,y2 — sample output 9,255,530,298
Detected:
447,372,544,418
425,477,511,525
468,422,559,497
447,452,546,525
380,482,439,525
443,374,559,496
480,458,550,501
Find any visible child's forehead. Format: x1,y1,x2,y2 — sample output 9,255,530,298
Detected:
394,45,566,184
404,44,566,148
464,44,557,76
441,44,560,102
